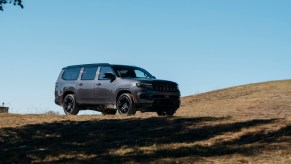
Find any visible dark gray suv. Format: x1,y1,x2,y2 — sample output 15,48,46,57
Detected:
55,63,180,116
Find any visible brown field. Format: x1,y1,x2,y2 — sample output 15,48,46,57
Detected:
0,80,291,163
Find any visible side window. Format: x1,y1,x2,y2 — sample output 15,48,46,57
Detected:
134,70,148,78
81,67,98,80
117,70,130,77
99,67,114,80
62,68,81,81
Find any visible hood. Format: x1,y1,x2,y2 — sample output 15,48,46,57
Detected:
129,78,178,85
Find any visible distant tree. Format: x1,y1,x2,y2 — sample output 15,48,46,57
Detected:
0,0,23,11
44,111,60,115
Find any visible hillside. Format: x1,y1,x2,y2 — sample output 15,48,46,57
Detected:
0,80,290,163
178,79,291,119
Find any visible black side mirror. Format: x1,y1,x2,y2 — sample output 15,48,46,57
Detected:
103,73,116,80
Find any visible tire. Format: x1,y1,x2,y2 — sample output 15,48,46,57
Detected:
101,109,117,115
157,111,167,116
63,94,79,115
166,110,176,117
157,110,176,117
117,93,136,116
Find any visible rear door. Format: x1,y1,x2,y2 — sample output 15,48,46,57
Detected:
76,67,98,104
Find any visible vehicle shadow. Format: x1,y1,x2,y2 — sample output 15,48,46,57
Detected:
0,116,287,163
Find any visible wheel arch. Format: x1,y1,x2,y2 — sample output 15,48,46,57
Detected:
116,90,132,102
62,91,75,103
116,90,136,116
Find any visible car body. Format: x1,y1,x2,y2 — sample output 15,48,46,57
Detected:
55,63,180,116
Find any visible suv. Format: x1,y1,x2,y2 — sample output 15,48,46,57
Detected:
55,63,180,116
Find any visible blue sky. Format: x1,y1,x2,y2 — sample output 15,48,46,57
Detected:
0,0,290,114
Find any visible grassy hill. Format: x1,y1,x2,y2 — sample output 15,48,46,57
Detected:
179,79,291,119
0,80,290,163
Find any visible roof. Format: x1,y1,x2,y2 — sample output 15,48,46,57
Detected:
111,64,137,67
64,63,110,69
63,63,137,69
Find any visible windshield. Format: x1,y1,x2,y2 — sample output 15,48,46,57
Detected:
112,65,155,79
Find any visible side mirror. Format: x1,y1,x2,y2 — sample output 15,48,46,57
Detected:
103,73,116,80
153,76,156,79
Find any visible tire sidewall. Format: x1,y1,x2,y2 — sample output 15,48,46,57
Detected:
63,94,79,115
117,93,136,116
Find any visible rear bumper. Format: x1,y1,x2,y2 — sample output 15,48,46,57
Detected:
55,99,62,106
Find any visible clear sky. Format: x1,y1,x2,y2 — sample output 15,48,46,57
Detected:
0,0,290,114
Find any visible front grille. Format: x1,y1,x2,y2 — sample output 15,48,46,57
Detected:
153,95,165,99
153,84,178,92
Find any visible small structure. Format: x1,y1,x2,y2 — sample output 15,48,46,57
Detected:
0,102,9,113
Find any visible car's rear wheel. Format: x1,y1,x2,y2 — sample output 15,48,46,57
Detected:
63,94,79,115
117,93,136,116
101,109,117,115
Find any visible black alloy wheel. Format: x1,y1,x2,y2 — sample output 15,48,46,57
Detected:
117,93,136,116
63,94,79,115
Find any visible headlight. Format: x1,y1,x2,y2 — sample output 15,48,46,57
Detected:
136,83,153,89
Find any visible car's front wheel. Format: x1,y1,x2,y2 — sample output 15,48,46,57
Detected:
157,110,176,117
63,94,79,115
117,93,136,116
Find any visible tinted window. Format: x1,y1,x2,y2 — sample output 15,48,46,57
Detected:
99,67,114,80
62,68,81,80
112,66,154,79
134,70,150,78
81,67,98,80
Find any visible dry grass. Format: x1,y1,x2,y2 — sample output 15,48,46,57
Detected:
180,79,291,120
0,79,290,163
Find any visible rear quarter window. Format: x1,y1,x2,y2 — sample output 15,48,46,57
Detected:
62,68,81,80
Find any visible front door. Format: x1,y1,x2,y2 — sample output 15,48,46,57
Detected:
76,67,98,104
95,66,116,104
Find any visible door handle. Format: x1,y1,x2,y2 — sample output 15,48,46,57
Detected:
97,83,101,86
79,83,83,86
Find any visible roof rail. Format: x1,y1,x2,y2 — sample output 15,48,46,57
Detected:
64,63,110,69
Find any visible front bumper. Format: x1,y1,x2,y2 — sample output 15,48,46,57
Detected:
133,89,181,112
